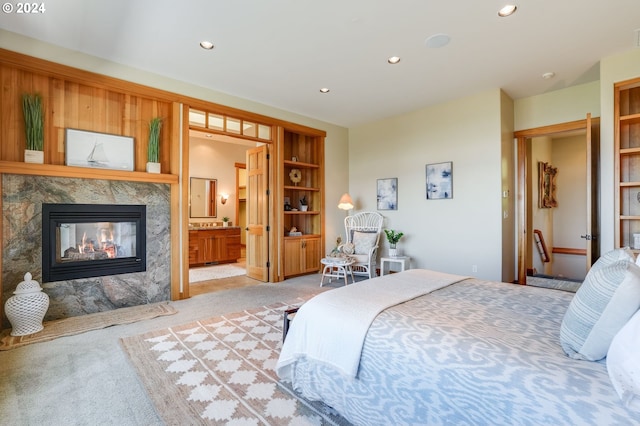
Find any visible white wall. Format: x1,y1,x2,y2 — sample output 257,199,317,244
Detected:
349,90,506,280
514,81,601,130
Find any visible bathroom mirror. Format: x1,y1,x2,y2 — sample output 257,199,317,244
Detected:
190,177,217,218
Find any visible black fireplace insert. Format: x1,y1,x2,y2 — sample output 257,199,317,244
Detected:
42,204,146,282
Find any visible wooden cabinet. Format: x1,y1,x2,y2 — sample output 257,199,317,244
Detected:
280,128,325,277
188,227,241,267
284,236,321,276
615,77,640,250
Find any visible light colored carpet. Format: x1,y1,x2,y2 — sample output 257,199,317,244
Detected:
189,262,246,283
526,276,582,293
0,273,342,425
121,299,350,425
0,302,176,351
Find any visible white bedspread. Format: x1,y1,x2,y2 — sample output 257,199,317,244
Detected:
276,269,468,379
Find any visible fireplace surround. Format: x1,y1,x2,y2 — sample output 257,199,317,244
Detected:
42,203,147,282
2,174,170,324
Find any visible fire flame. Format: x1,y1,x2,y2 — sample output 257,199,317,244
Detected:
78,230,117,258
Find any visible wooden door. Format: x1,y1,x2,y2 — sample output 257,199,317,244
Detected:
246,145,269,281
585,114,600,269
302,237,321,273
283,238,302,276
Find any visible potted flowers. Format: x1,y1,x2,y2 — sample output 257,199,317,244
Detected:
222,216,230,227
22,93,44,164
384,229,404,257
146,117,162,173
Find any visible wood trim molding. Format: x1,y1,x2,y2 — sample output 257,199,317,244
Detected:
552,247,587,256
514,119,593,138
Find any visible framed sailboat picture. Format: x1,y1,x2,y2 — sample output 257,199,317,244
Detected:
65,129,134,171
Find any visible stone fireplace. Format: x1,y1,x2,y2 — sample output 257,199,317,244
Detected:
2,175,171,327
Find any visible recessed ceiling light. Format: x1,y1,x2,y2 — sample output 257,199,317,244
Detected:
542,72,556,79
199,41,214,50
425,33,451,49
388,56,401,64
498,5,517,17
319,88,330,93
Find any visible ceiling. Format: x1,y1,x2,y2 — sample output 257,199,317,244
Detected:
1,0,639,128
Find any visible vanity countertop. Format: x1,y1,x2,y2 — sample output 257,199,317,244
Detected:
189,225,241,230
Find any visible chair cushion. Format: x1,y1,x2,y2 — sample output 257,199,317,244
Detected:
350,253,370,264
560,259,640,361
352,231,378,255
607,309,640,411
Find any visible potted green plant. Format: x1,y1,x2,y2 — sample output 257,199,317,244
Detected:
222,216,230,227
146,117,163,173
384,229,404,257
22,93,44,164
299,195,309,211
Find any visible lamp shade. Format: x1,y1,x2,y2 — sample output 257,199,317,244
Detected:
338,193,354,210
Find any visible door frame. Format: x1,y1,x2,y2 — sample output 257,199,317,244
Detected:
235,162,247,250
514,116,600,284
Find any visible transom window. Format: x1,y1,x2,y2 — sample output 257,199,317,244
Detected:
189,109,272,141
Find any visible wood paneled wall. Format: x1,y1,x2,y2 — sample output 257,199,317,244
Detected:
0,52,173,172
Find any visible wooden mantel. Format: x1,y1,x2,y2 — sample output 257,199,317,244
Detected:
0,161,179,184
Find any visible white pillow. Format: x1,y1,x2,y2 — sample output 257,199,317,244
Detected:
352,231,378,255
607,309,640,412
560,259,640,361
592,247,635,273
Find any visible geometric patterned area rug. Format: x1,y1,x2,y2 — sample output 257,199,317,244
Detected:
120,300,351,425
189,262,247,283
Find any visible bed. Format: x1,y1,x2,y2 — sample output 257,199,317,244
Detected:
276,268,640,425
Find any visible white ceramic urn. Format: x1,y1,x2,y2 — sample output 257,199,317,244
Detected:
5,272,49,336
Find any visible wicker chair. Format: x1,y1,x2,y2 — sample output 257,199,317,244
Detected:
342,212,384,279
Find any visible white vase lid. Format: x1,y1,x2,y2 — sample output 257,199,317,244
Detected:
14,272,43,294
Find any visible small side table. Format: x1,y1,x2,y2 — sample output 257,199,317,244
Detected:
380,256,411,276
320,257,355,286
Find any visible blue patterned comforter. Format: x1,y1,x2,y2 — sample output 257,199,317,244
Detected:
286,277,640,425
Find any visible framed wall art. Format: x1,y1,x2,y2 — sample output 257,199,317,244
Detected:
538,161,558,208
426,161,453,199
377,177,398,210
65,128,135,171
